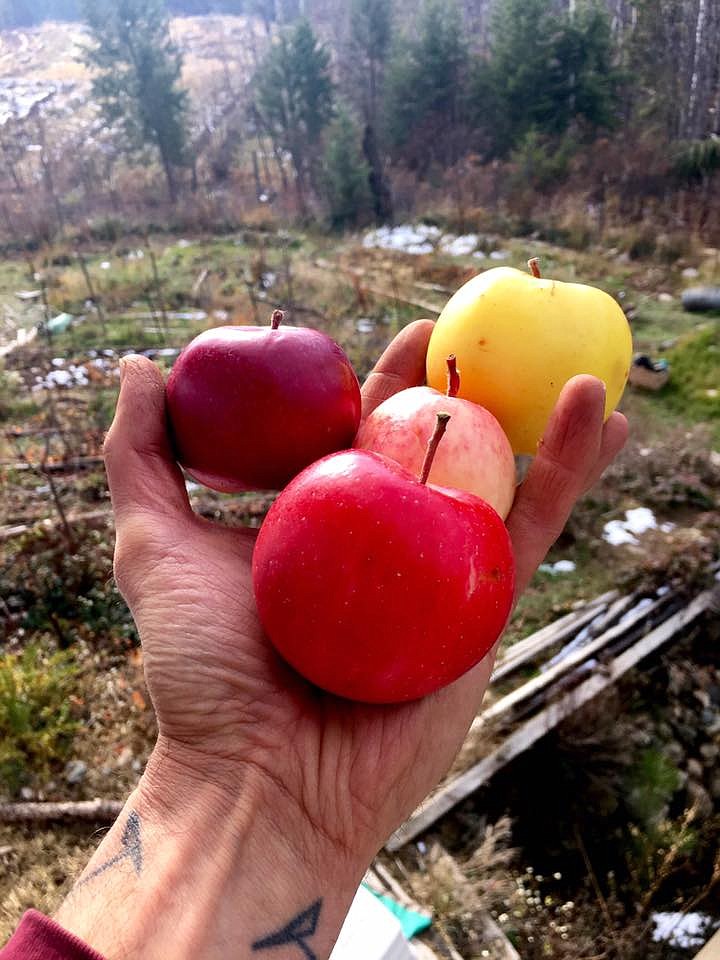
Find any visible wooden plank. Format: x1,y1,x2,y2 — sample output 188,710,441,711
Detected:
479,594,665,728
386,590,714,851
491,592,618,683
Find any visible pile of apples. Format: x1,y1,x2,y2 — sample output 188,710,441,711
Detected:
166,266,632,704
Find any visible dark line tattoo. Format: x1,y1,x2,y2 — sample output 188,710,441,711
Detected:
252,899,322,960
77,810,143,888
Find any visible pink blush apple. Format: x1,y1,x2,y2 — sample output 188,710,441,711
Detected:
354,386,516,518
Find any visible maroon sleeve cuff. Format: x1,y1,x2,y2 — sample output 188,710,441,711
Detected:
0,911,107,960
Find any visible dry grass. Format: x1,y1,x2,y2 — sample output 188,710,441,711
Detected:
0,824,98,941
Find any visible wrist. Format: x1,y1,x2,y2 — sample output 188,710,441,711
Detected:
56,736,370,960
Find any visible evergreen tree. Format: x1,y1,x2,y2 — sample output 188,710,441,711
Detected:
349,0,393,126
323,108,372,229
347,0,394,221
385,0,468,172
81,0,189,202
253,19,334,216
473,0,620,157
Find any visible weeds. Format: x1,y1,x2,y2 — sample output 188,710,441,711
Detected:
0,644,80,795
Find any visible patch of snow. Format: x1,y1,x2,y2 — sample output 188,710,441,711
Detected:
603,507,674,546
618,597,654,626
34,364,89,390
539,560,577,576
543,608,606,670
100,261,111,270
489,249,510,260
176,239,193,248
652,912,710,949
602,520,640,546
440,234,478,256
472,250,488,260
356,318,375,334
362,224,440,254
681,267,700,279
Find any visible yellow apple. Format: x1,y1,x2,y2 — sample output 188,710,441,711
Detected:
426,266,633,454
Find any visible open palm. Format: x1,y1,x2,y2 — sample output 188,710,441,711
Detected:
104,319,627,867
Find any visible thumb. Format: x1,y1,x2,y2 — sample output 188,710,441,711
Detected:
104,355,191,529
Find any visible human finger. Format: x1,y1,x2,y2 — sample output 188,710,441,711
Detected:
361,319,435,421
104,355,191,529
505,375,607,597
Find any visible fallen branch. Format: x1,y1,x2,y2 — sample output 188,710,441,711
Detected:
0,455,105,474
0,509,111,543
0,798,123,823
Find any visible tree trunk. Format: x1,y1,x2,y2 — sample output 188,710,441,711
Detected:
362,124,393,223
159,145,178,204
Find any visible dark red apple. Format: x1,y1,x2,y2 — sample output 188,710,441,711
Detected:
166,312,361,492
252,440,515,704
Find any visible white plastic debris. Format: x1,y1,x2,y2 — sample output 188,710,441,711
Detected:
330,885,416,960
651,912,710,949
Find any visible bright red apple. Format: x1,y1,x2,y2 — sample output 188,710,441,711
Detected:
354,357,517,519
166,311,362,492
252,417,515,704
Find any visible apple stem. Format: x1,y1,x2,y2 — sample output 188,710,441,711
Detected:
420,412,451,484
446,355,460,398
271,309,284,330
528,257,541,278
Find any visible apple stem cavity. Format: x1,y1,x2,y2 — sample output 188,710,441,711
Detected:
446,355,460,398
271,309,284,330
420,412,451,485
528,257,541,279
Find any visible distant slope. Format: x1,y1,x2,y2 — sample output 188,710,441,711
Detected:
0,0,244,30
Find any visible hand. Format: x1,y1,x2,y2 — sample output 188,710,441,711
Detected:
105,317,626,848
58,320,627,960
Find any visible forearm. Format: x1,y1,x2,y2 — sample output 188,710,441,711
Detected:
55,737,368,960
